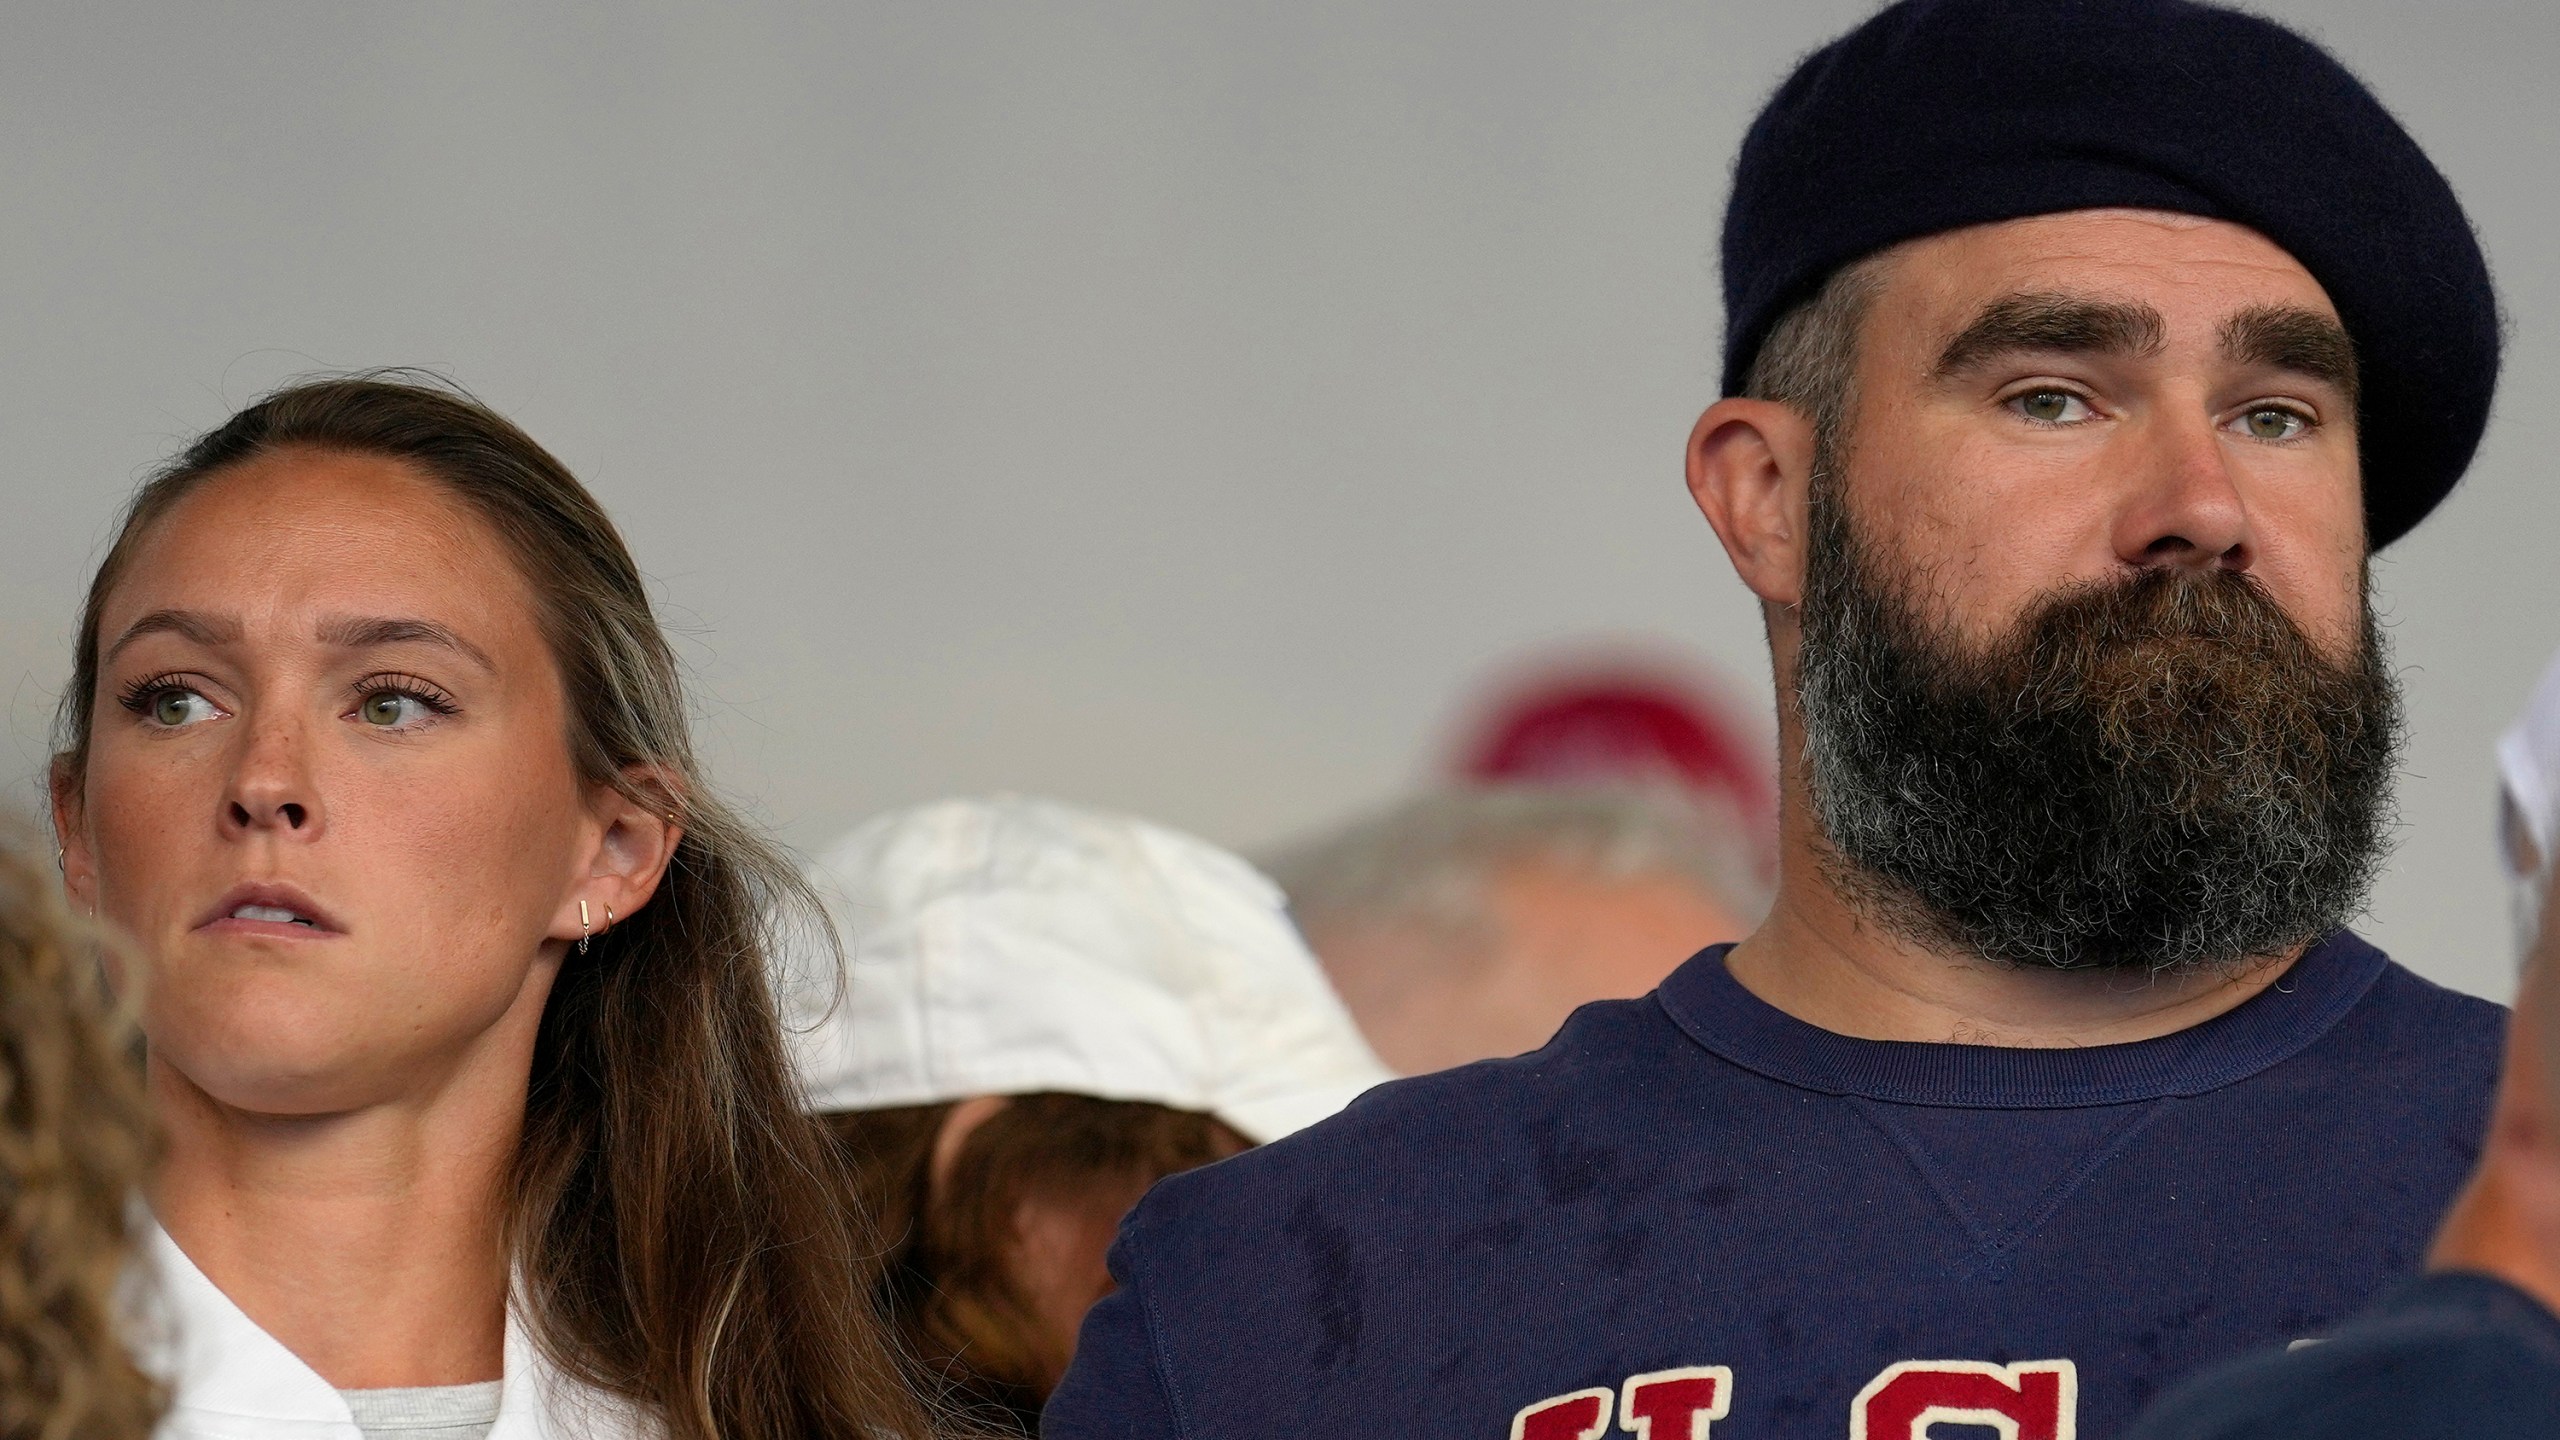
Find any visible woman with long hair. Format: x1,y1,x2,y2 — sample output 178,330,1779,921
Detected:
49,375,932,1439
0,833,159,1440
787,796,1392,1433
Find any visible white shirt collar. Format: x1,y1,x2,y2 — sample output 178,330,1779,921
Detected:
134,1215,650,1440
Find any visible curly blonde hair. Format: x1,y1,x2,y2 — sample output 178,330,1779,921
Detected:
0,834,157,1440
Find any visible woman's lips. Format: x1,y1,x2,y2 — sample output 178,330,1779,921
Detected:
195,884,343,938
200,913,337,941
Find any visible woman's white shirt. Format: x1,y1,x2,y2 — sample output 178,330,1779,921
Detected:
134,1217,652,1440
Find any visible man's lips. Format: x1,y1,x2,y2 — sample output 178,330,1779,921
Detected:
194,882,344,938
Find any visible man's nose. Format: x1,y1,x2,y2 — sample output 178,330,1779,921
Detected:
220,713,325,840
2110,413,2254,573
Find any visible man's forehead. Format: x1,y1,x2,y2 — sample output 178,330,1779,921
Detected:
1878,208,2339,333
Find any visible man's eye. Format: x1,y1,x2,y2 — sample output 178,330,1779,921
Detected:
149,689,217,728
2239,408,2308,441
2012,389,2091,425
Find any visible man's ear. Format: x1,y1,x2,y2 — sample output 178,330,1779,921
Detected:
549,765,685,949
1687,397,1819,608
49,756,95,914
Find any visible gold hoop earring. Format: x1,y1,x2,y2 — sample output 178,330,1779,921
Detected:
602,903,615,935
578,899,591,955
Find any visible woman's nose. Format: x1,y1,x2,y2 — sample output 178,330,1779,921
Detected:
220,716,325,839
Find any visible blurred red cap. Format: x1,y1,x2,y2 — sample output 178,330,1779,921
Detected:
1451,658,1771,820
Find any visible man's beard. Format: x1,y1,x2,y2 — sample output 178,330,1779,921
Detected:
1793,475,2401,975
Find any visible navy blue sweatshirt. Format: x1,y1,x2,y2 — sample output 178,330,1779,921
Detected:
1045,934,2501,1440
2122,1271,2560,1439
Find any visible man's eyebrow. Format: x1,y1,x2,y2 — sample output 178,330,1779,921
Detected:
104,609,241,663
1931,293,2168,379
316,615,497,673
2222,305,2360,404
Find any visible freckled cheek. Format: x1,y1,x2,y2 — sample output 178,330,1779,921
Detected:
82,743,227,939
354,762,585,963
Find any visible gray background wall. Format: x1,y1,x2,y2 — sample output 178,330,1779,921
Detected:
2,2,2546,1001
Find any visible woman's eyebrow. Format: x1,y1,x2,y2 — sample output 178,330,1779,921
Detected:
104,608,240,662
316,615,497,673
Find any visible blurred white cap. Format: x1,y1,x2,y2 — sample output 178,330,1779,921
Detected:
778,796,1393,1145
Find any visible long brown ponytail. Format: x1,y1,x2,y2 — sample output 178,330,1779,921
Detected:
53,374,933,1440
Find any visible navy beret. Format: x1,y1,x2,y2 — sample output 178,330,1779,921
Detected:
1721,0,2499,549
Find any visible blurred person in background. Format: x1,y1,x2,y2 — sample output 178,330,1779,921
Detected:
1266,654,1773,1074
2499,649,2560,964
0,834,158,1440
780,796,1392,1435
1266,784,1768,1074
51,377,934,1440
1045,2,2509,1435
2125,656,2560,1438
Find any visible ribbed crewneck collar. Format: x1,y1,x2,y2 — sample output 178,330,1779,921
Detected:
1656,931,2389,1108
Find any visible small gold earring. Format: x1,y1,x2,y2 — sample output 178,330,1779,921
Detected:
602,903,616,935
578,899,591,955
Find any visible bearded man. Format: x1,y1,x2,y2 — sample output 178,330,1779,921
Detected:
1043,3,2506,1437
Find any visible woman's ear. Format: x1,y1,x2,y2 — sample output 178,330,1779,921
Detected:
1687,397,1820,609
550,766,685,949
49,757,96,914
931,1095,1012,1199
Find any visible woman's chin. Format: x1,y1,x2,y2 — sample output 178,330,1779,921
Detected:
149,1028,428,1122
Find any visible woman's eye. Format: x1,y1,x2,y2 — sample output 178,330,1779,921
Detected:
2239,407,2308,441
347,675,455,730
2012,389,2091,425
148,689,217,728
358,691,427,727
